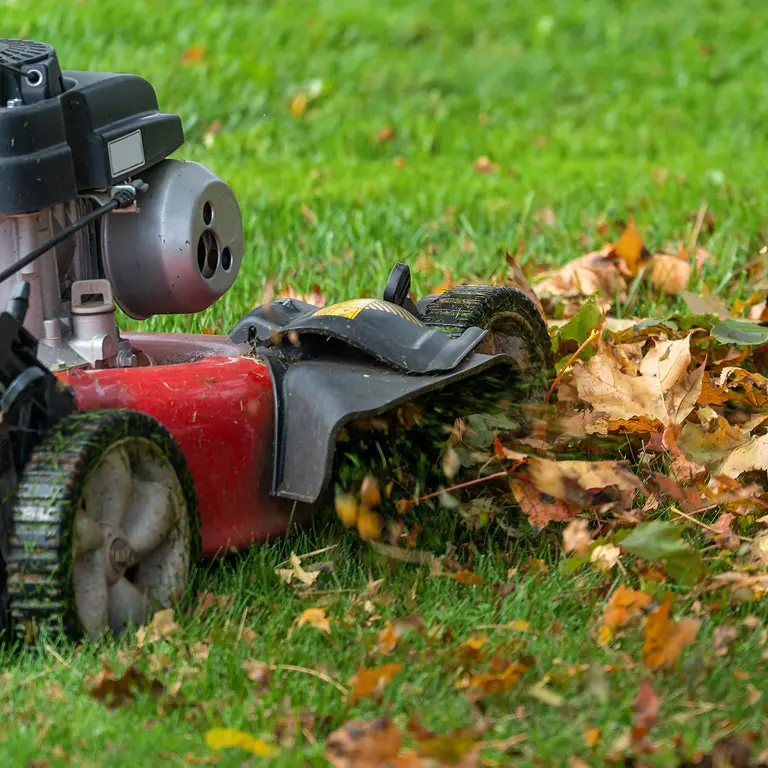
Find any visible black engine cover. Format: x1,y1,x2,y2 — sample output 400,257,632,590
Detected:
0,39,183,215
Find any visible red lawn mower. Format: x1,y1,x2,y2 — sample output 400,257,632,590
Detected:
0,39,552,643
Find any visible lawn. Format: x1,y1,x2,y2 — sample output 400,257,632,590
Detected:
3,0,768,766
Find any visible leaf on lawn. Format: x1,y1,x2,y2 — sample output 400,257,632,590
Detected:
649,252,691,294
326,717,401,768
348,663,403,704
205,728,277,757
562,518,592,557
599,586,653,644
449,569,483,585
551,297,602,366
459,663,528,698
534,250,626,308
510,477,580,528
135,608,181,647
407,718,479,763
608,215,653,276
527,458,644,509
295,607,332,634
632,678,660,743
276,552,321,587
85,662,165,709
621,521,706,585
242,659,272,687
455,636,487,662
642,595,700,670
710,317,768,346
590,543,621,572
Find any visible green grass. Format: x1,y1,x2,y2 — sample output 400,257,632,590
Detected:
3,0,768,765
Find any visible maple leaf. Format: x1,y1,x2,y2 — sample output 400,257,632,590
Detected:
599,585,653,644
449,570,483,585
509,477,579,528
348,663,403,704
642,596,700,669
85,661,165,709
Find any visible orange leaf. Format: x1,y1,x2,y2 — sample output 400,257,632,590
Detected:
460,663,528,697
649,253,691,295
377,622,399,655
642,596,700,669
296,607,332,634
348,664,403,704
181,44,206,63
599,585,653,644
449,570,483,585
582,727,601,748
290,92,308,118
326,717,402,767
610,215,652,276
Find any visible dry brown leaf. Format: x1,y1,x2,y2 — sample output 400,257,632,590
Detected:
276,553,321,587
326,717,402,768
505,254,547,320
562,518,592,556
526,458,644,508
348,664,403,704
455,636,487,663
642,596,700,669
242,659,272,686
135,609,181,647
649,253,691,294
590,543,621,572
509,477,580,528
534,250,625,307
85,662,165,708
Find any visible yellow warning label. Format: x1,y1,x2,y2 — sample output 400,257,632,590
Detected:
315,298,423,325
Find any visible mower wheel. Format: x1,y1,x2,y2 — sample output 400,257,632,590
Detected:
421,285,553,400
6,410,199,642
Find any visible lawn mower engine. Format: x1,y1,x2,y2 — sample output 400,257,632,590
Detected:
0,39,243,370
0,39,554,647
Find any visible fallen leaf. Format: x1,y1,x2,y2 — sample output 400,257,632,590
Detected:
326,717,401,768
205,728,277,757
621,521,706,585
181,44,206,63
534,250,625,309
242,659,271,686
407,718,479,763
609,215,653,276
510,478,579,528
375,126,395,143
562,518,592,557
295,607,332,635
85,662,165,708
290,92,308,118
649,253,691,294
642,596,700,669
631,678,660,743
455,636,487,662
582,727,601,748
276,553,321,587
135,609,181,647
599,585,653,644
590,543,621,572
460,663,528,698
474,156,499,174
348,664,403,704
449,570,483,585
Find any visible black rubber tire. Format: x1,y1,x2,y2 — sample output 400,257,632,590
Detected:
5,409,200,643
421,285,553,401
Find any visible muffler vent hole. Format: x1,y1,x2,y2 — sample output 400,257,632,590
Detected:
221,247,233,272
197,230,219,279
203,201,213,226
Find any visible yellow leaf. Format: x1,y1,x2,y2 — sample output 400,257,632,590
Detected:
334,494,359,528
356,506,383,540
290,92,307,118
582,727,601,748
205,728,277,756
599,585,653,644
508,619,530,632
296,607,332,634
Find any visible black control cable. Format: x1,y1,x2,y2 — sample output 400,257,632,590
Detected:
0,61,35,79
0,188,138,285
